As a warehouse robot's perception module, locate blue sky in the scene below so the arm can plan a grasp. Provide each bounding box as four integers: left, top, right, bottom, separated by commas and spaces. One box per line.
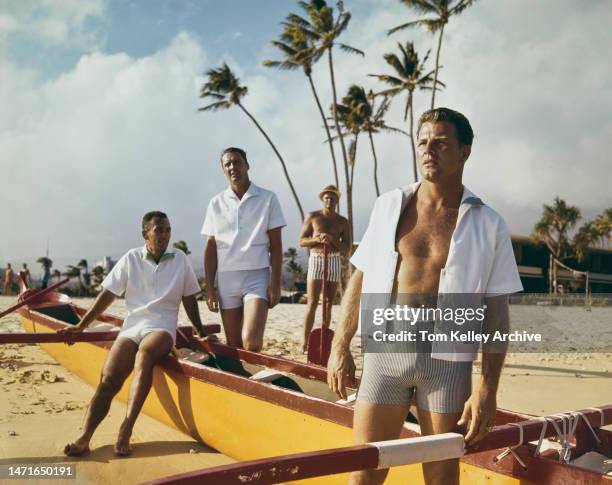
1, 0, 611, 276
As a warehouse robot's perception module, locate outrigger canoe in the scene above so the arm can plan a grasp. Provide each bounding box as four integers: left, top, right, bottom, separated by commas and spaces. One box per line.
5, 281, 612, 484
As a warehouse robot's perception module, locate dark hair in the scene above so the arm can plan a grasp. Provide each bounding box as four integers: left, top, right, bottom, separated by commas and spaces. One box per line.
142, 211, 168, 231
417, 108, 474, 146
220, 147, 248, 165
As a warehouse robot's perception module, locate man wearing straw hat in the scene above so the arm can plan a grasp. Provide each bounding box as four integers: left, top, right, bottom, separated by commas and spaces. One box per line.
298, 185, 350, 352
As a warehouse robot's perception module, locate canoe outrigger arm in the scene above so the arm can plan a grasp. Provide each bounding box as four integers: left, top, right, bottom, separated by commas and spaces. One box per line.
140, 405, 612, 485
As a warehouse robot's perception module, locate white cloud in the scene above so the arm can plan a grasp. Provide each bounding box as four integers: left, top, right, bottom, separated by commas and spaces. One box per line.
2, 1, 611, 273
1, 0, 106, 49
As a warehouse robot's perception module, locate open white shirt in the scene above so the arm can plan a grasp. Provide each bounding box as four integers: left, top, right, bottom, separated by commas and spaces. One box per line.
351, 182, 523, 361
201, 182, 286, 272
102, 246, 201, 334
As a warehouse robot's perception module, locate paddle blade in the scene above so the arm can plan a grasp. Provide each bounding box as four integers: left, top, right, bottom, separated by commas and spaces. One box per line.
307, 327, 334, 366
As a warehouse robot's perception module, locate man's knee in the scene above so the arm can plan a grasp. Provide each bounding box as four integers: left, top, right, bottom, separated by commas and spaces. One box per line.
100, 373, 124, 394
134, 349, 158, 371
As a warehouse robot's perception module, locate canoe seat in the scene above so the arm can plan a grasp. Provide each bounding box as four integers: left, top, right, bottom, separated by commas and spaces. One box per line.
250, 369, 289, 382
250, 368, 303, 393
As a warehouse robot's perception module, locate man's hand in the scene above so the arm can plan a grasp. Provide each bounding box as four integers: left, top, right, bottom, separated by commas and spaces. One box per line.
267, 284, 281, 308
318, 233, 334, 245
327, 345, 356, 400
458, 385, 497, 444
206, 288, 219, 313
57, 323, 85, 334
198, 332, 219, 342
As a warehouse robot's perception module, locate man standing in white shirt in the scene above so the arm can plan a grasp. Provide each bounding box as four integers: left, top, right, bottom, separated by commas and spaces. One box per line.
60, 211, 207, 457
202, 147, 286, 352
327, 108, 523, 485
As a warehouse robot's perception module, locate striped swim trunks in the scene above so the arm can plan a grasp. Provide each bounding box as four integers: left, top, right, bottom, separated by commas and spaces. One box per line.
357, 322, 472, 413
307, 251, 342, 283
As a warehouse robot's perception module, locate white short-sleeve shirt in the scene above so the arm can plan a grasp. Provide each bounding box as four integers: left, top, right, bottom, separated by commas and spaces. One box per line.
102, 246, 201, 334
201, 182, 286, 272
351, 182, 523, 361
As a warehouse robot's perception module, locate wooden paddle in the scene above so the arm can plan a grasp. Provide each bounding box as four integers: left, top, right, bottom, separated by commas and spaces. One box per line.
307, 243, 334, 366
0, 277, 69, 319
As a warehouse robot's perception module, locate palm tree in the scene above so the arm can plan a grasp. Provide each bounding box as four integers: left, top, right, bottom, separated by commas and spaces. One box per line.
77, 259, 90, 290
37, 257, 52, 271
333, 86, 406, 197
52, 269, 61, 283
283, 247, 306, 285
388, 0, 476, 109
91, 265, 105, 291
199, 63, 304, 221
173, 240, 191, 255
289, 0, 364, 240
532, 197, 581, 293
263, 20, 339, 189
63, 265, 83, 295
370, 42, 439, 181
574, 208, 612, 261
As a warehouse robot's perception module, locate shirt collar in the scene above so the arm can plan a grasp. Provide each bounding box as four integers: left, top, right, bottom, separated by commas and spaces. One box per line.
141, 245, 175, 263
399, 181, 484, 212
225, 182, 260, 201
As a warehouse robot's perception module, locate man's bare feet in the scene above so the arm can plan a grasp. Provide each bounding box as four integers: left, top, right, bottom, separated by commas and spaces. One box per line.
302, 343, 308, 353
63, 437, 90, 456
114, 426, 133, 456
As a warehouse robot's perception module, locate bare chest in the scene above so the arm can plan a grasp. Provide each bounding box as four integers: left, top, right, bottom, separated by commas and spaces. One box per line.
395, 208, 459, 269
312, 215, 343, 237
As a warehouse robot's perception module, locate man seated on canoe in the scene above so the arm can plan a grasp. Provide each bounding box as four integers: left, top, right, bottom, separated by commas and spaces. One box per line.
298, 184, 350, 352
327, 108, 523, 485
202, 147, 285, 351
59, 211, 209, 456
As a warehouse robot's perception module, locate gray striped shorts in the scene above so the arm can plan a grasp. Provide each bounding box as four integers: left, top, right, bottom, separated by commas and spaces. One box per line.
357, 349, 473, 414
307, 251, 342, 283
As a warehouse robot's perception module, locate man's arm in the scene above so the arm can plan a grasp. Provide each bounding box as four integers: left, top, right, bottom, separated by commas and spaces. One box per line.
58, 289, 117, 333
204, 236, 219, 312
327, 270, 362, 399
298, 213, 319, 248
182, 294, 205, 337
267, 227, 283, 308
458, 295, 509, 444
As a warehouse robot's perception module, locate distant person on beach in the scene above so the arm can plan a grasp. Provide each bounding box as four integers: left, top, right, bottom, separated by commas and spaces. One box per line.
298, 185, 350, 352
202, 147, 285, 352
59, 211, 210, 457
327, 108, 522, 485
21, 263, 32, 287
41, 265, 50, 289
3, 263, 14, 295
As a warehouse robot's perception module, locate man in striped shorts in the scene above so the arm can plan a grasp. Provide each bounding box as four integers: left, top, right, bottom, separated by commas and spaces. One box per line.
298, 185, 350, 352
327, 108, 523, 485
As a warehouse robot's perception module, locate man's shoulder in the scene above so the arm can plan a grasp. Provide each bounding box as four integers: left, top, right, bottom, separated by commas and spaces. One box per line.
471, 203, 509, 233
252, 184, 277, 199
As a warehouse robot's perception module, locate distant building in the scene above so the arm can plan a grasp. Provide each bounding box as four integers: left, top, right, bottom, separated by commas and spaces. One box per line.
512, 235, 612, 293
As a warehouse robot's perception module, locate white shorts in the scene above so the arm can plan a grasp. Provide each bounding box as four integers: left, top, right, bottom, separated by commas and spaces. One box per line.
217, 268, 269, 310
118, 325, 176, 345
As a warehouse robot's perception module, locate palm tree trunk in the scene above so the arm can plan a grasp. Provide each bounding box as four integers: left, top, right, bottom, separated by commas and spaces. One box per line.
407, 92, 418, 182
306, 72, 339, 190
350, 134, 359, 189
328, 48, 353, 242
237, 102, 305, 221
431, 23, 445, 109
367, 130, 380, 197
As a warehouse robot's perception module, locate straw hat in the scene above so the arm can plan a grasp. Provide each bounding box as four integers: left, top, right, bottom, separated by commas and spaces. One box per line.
319, 184, 341, 200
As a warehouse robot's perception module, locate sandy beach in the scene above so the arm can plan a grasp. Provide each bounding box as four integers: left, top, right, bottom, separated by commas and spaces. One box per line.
1, 296, 611, 483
